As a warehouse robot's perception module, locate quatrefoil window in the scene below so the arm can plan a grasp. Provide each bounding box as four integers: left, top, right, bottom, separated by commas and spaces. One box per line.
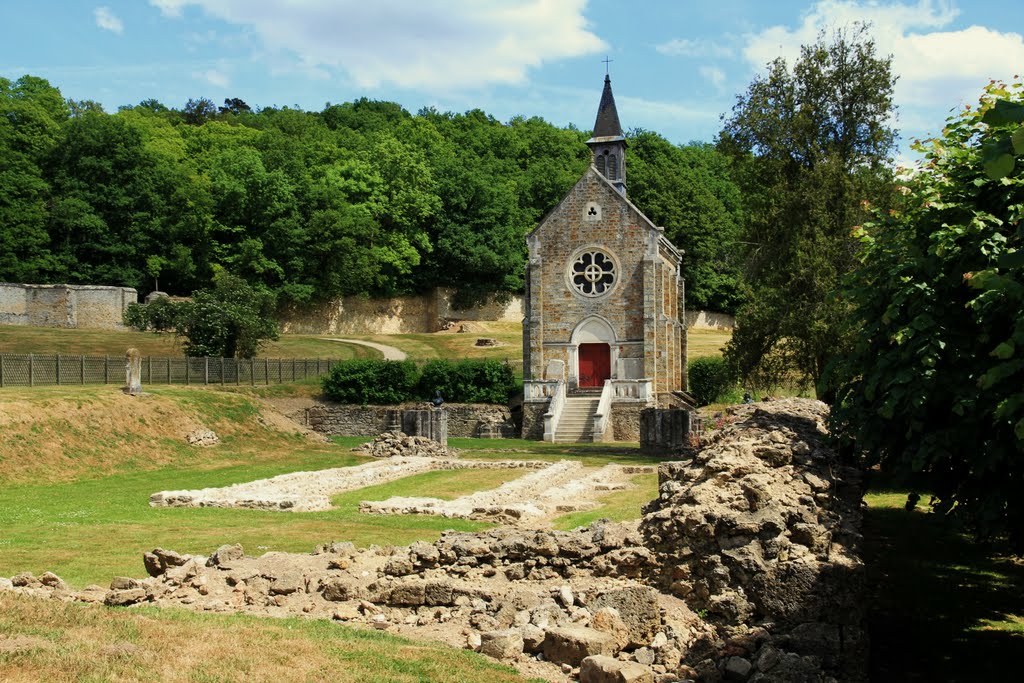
570, 250, 616, 297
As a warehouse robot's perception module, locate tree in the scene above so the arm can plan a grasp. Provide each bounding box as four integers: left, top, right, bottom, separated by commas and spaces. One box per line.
627, 131, 745, 313
718, 24, 897, 394
176, 273, 278, 358
830, 80, 1024, 547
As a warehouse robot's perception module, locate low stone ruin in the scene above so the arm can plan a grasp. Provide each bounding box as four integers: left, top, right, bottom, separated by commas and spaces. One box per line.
5, 398, 866, 683
352, 431, 456, 458
641, 398, 865, 682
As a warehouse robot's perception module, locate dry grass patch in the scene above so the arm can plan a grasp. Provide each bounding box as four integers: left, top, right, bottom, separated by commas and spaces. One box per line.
0, 595, 537, 683
552, 473, 659, 530
686, 328, 732, 359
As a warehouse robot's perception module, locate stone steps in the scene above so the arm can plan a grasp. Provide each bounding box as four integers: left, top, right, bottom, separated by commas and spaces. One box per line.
554, 397, 601, 443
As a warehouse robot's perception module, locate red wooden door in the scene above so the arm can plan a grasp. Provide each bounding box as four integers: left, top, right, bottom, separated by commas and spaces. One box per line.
578, 343, 611, 388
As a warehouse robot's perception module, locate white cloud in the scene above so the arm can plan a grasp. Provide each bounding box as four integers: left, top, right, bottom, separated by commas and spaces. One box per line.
94, 6, 124, 34
742, 1, 1024, 125
656, 38, 734, 59
149, 0, 605, 90
195, 68, 229, 87
699, 65, 727, 92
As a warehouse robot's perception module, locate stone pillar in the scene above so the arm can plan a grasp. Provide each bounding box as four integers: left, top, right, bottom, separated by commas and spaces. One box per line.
124, 347, 142, 396
401, 409, 448, 446
384, 409, 402, 434
640, 407, 693, 452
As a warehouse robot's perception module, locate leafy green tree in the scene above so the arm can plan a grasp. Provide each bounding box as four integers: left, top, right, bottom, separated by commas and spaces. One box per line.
830, 80, 1024, 547
176, 273, 279, 358
628, 131, 745, 313
0, 76, 67, 281
719, 24, 897, 395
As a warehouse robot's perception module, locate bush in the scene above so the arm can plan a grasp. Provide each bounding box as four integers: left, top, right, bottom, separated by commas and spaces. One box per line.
177, 275, 278, 358
688, 356, 735, 406
417, 359, 517, 404
321, 360, 419, 405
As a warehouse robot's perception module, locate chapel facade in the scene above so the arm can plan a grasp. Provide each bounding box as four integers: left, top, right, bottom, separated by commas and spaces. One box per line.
521, 75, 690, 442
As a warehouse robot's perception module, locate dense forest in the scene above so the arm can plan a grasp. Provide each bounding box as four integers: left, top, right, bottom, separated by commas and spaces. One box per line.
0, 75, 743, 312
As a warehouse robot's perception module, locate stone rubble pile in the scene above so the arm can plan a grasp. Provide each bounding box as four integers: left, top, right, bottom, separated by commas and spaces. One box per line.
3, 399, 866, 683
640, 398, 865, 682
352, 431, 457, 458
185, 428, 219, 447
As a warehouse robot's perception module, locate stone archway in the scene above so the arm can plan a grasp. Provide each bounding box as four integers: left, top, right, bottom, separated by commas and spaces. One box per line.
570, 316, 617, 389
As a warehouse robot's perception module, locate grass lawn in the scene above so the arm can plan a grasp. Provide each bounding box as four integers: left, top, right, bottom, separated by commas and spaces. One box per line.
863, 490, 1024, 681
0, 596, 541, 683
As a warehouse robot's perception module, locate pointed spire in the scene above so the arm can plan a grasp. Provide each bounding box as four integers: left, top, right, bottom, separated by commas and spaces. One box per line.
586, 74, 628, 195
592, 74, 623, 139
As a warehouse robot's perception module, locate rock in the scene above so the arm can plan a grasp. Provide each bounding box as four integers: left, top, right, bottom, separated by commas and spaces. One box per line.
109, 576, 140, 591
424, 580, 454, 606
207, 544, 244, 567
591, 607, 631, 650
389, 581, 426, 606
143, 548, 191, 577
634, 647, 656, 666
519, 624, 546, 653
543, 626, 619, 667
479, 629, 524, 660
270, 570, 304, 595
590, 587, 661, 648
723, 656, 752, 681
185, 428, 219, 446
580, 655, 654, 683
559, 585, 575, 607
467, 632, 483, 650
0, 577, 13, 591
104, 588, 148, 607
38, 572, 67, 590
321, 578, 353, 602
11, 572, 39, 588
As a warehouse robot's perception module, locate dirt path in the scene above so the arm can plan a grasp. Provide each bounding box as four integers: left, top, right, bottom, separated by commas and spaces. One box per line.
325, 338, 408, 360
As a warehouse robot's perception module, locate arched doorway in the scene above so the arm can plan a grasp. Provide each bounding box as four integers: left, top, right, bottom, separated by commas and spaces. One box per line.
570, 317, 616, 389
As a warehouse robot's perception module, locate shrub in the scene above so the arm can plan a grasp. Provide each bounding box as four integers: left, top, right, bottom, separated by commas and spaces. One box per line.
417, 359, 517, 404
688, 355, 735, 406
321, 360, 419, 405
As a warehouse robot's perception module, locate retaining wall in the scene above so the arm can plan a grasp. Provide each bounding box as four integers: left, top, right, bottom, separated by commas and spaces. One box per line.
299, 402, 516, 439
0, 283, 137, 330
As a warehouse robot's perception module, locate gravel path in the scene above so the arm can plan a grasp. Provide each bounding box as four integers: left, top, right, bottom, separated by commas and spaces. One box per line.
325, 338, 408, 360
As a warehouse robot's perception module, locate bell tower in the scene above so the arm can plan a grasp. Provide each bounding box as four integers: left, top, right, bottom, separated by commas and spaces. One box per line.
585, 74, 627, 195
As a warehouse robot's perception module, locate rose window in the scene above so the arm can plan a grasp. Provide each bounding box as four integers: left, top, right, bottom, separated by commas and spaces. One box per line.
570, 250, 616, 296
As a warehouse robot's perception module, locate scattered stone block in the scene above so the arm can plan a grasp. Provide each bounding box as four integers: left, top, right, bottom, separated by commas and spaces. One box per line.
590, 587, 661, 648
104, 588, 148, 607
580, 655, 654, 683
479, 629, 524, 660
543, 626, 619, 667
207, 544, 244, 568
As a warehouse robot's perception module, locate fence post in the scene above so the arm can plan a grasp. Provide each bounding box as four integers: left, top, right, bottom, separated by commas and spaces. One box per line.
29, 353, 34, 387
167, 357, 171, 384
236, 358, 240, 386
80, 355, 85, 385
265, 358, 269, 385
220, 358, 225, 386
0, 355, 4, 387
251, 358, 255, 386
104, 356, 109, 384
204, 357, 209, 385
55, 354, 61, 385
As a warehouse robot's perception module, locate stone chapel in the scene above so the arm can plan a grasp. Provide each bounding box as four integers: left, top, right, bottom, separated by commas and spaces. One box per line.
521, 75, 691, 442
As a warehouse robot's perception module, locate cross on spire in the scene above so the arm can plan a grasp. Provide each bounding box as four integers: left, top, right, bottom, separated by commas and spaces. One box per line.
602, 56, 613, 75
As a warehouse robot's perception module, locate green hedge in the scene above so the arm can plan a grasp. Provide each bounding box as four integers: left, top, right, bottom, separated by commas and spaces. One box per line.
321, 360, 419, 405
417, 359, 517, 404
688, 355, 735, 407
321, 359, 516, 405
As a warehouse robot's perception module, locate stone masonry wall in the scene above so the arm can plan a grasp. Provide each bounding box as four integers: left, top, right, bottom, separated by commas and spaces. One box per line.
279, 288, 522, 335
610, 402, 643, 442
0, 283, 137, 329
301, 402, 514, 438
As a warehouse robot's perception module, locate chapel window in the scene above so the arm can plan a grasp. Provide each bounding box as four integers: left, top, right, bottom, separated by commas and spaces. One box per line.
608, 154, 618, 180
570, 249, 616, 297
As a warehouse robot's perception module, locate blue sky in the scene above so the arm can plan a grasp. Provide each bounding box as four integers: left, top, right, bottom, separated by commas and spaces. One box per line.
3, 1, 1022, 161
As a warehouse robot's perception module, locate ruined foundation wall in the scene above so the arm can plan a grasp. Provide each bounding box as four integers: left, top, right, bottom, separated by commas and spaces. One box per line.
301, 402, 514, 439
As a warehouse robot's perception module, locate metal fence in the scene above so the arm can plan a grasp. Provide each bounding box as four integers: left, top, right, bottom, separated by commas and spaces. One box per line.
0, 353, 339, 388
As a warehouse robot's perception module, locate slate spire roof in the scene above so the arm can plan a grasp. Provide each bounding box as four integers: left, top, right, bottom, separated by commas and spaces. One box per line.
590, 74, 624, 141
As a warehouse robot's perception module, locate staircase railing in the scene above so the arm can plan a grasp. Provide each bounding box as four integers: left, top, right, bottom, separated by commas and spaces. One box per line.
591, 379, 614, 442
542, 379, 567, 442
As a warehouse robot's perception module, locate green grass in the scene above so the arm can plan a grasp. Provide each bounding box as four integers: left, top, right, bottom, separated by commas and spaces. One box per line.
552, 473, 659, 530
0, 596, 542, 683
0, 448, 499, 587
863, 490, 1024, 681
449, 438, 664, 467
